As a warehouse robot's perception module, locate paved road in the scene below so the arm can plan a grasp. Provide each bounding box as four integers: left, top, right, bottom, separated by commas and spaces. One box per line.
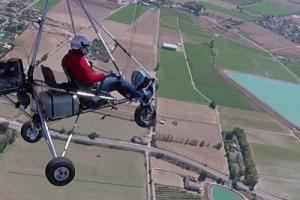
0, 118, 283, 200
51, 133, 285, 200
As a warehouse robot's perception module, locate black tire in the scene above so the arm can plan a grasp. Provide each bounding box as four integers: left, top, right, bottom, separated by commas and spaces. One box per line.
20, 121, 42, 143
45, 157, 75, 186
134, 105, 156, 128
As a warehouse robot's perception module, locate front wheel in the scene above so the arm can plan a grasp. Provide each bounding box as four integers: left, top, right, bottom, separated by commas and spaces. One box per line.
45, 157, 75, 186
21, 121, 42, 143
134, 105, 156, 128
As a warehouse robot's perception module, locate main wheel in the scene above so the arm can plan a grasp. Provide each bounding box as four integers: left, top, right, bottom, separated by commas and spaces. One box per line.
45, 157, 75, 186
21, 121, 42, 143
134, 104, 156, 128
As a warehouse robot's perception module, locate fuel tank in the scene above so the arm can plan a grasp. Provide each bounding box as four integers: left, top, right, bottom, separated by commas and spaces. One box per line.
39, 92, 80, 120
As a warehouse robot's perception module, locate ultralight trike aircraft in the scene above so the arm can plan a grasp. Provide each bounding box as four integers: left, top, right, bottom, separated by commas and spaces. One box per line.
0, 0, 157, 186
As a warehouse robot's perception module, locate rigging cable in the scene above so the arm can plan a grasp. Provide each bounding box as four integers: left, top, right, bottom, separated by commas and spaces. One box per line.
123, 1, 142, 79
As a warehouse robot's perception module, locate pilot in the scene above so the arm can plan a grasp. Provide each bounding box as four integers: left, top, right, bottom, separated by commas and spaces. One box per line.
62, 35, 152, 103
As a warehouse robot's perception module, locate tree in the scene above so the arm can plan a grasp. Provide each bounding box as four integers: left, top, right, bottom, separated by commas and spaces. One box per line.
209, 101, 216, 109
59, 128, 65, 134
0, 122, 9, 134
88, 132, 99, 140
151, 135, 157, 147
216, 178, 222, 184
198, 171, 208, 181
232, 180, 237, 189
215, 142, 223, 150
155, 153, 164, 159
199, 140, 205, 147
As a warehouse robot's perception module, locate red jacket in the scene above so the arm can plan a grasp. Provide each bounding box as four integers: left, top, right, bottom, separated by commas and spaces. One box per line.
62, 50, 105, 86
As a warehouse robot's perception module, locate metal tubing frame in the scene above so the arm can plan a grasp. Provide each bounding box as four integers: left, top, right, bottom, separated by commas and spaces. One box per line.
33, 90, 58, 158
77, 0, 123, 77
27, 0, 58, 158
84, 9, 155, 79
62, 114, 80, 157
2, 95, 33, 120
66, 0, 76, 36
28, 0, 49, 82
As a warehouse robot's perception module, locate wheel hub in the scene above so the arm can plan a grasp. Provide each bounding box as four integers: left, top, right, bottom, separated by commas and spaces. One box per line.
54, 167, 70, 181
141, 107, 154, 122
26, 127, 39, 140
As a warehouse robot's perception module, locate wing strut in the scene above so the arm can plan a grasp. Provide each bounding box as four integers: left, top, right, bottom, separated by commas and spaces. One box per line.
66, 0, 76, 36
77, 0, 123, 77
73, 0, 155, 79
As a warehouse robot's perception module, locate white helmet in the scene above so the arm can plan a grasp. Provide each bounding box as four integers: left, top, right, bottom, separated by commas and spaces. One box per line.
71, 35, 90, 55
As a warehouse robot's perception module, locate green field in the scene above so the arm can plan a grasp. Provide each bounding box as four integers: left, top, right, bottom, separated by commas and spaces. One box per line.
245, 2, 298, 16
34, 0, 61, 10
157, 49, 206, 103
159, 7, 259, 110
160, 7, 181, 30
221, 114, 289, 133
0, 139, 146, 200
184, 42, 258, 110
246, 132, 300, 200
219, 106, 290, 133
106, 4, 149, 24
285, 60, 300, 79
197, 1, 255, 21
215, 37, 298, 83
161, 7, 211, 44
13, 39, 24, 47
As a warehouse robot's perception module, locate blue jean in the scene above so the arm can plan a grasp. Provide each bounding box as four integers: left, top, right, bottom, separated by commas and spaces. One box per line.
97, 77, 143, 99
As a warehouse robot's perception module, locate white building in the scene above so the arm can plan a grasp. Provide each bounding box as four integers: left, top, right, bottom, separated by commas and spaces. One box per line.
162, 42, 177, 51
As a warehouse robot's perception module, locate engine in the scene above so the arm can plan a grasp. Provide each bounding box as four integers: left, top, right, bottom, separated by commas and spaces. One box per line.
0, 58, 25, 95
39, 91, 80, 120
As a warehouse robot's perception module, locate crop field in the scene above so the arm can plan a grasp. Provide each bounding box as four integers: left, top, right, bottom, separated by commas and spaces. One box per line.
156, 112, 228, 173
219, 106, 290, 133
106, 4, 149, 24
49, 110, 147, 141
159, 7, 259, 110
155, 184, 202, 200
160, 7, 180, 30
246, 131, 300, 200
157, 49, 206, 103
197, 1, 255, 21
245, 2, 298, 16
34, 0, 61, 10
201, 0, 236, 9
0, 139, 146, 200
285, 61, 300, 79
215, 37, 298, 83
184, 42, 259, 110
161, 7, 211, 44
157, 98, 217, 124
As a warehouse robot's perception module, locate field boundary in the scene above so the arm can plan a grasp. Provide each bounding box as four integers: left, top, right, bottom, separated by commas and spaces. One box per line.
176, 17, 211, 103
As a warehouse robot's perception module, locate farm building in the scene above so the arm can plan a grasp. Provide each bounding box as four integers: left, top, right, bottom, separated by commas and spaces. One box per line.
184, 176, 201, 193
162, 42, 177, 51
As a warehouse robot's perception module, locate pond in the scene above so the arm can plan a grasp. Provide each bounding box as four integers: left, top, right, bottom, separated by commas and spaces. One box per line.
225, 70, 300, 128
211, 185, 243, 200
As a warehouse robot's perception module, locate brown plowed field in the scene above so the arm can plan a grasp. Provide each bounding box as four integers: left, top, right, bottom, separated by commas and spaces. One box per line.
239, 22, 296, 50
157, 98, 216, 124
47, 0, 116, 28
156, 98, 227, 174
